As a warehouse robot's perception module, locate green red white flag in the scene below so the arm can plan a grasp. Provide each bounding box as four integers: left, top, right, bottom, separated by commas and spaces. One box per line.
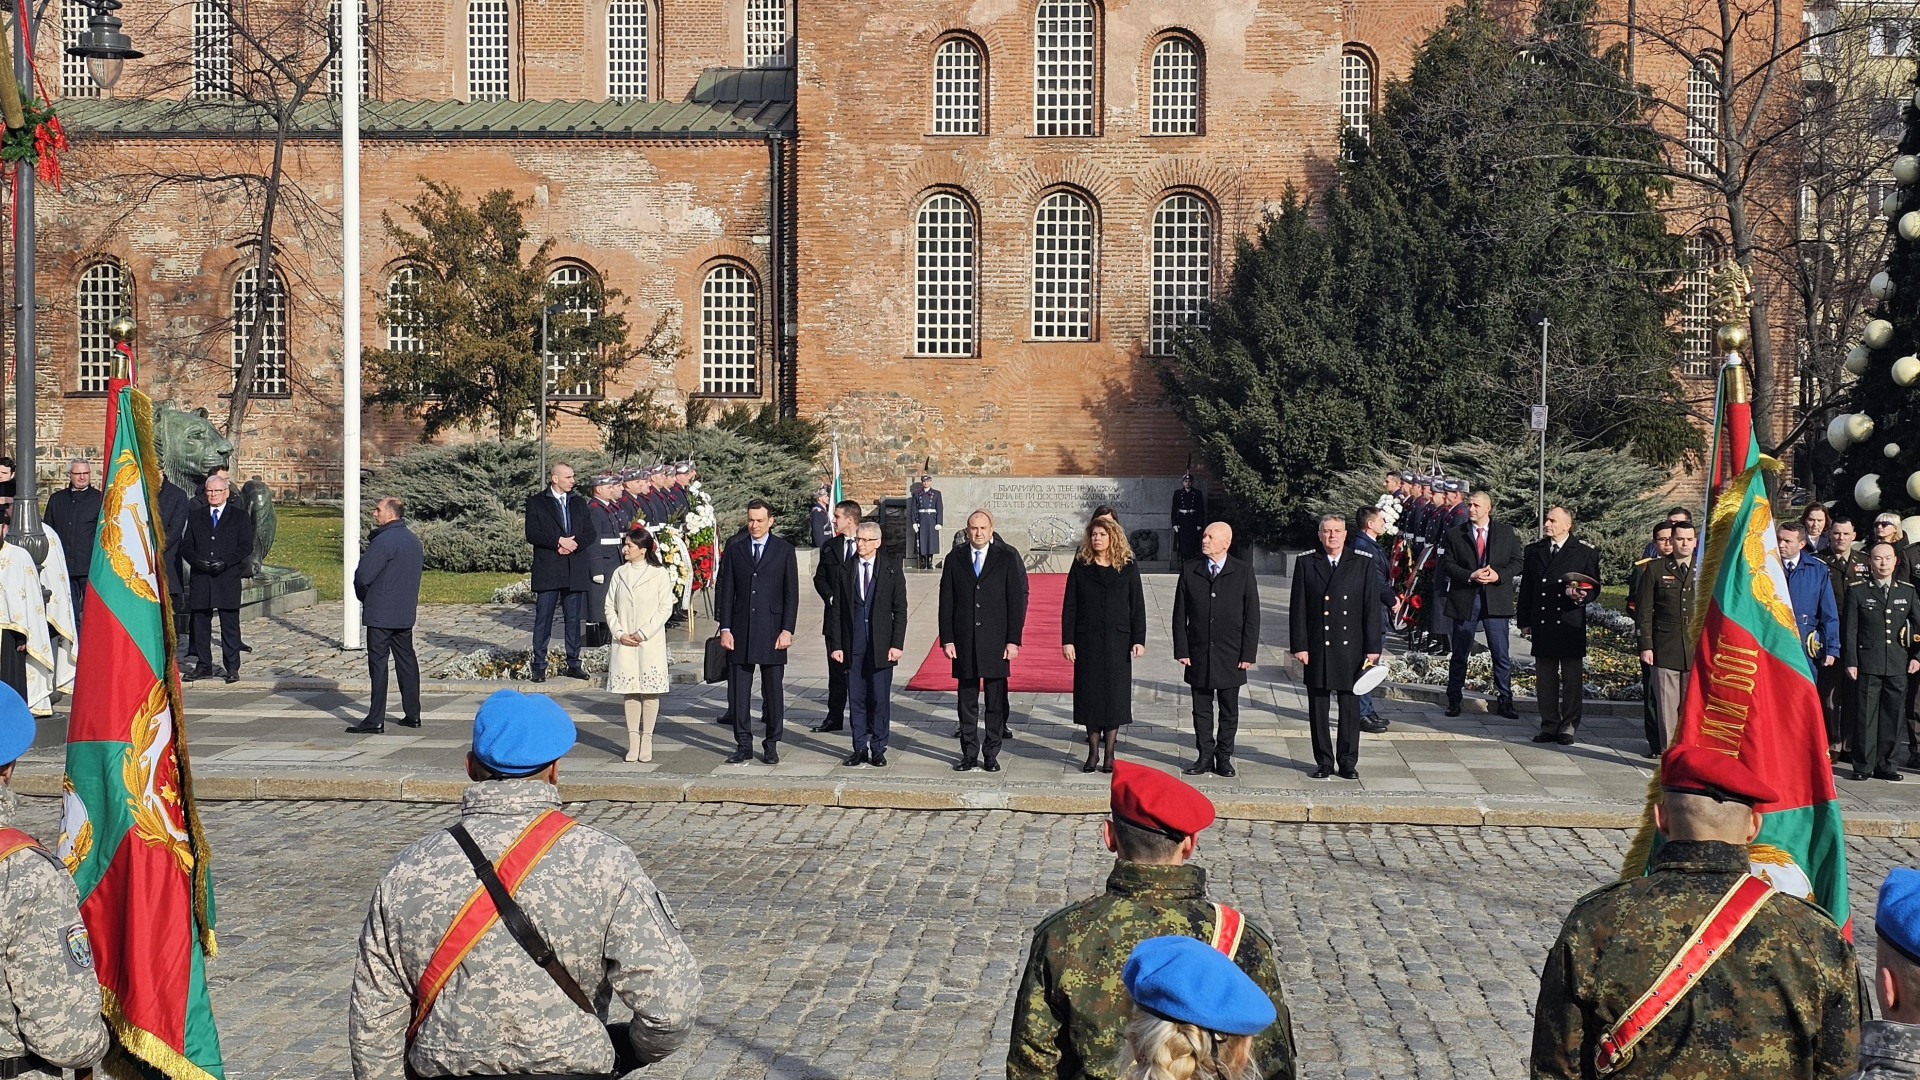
57, 383, 225, 1078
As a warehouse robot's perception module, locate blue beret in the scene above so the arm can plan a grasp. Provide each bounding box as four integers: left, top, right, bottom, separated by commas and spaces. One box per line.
0, 682, 31, 765
1879, 868, 1920, 963
471, 688, 576, 775
1122, 935, 1276, 1037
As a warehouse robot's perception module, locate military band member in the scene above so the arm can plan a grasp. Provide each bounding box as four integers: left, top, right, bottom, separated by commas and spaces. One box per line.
1530, 744, 1859, 1079
1635, 521, 1697, 751
1170, 473, 1206, 566
349, 689, 703, 1080
912, 475, 944, 571
1517, 507, 1601, 744
1823, 516, 1866, 762
584, 474, 628, 641
1289, 513, 1382, 780
1845, 540, 1920, 782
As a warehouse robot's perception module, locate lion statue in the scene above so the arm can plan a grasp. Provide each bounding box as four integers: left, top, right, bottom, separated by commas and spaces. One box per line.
152, 404, 277, 576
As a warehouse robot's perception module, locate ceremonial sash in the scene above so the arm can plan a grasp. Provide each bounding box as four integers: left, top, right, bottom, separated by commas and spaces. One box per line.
408, 809, 578, 1039
0, 826, 44, 862
1593, 875, 1775, 1076
1209, 902, 1245, 959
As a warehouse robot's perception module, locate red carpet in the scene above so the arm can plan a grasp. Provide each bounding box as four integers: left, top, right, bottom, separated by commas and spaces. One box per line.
905, 573, 1073, 692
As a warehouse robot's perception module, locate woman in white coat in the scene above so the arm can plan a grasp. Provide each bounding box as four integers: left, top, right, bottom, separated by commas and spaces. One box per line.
605, 526, 676, 761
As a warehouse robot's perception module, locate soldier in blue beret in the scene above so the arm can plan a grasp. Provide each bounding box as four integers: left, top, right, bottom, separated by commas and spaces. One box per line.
1850, 868, 1920, 1079
1117, 935, 1276, 1080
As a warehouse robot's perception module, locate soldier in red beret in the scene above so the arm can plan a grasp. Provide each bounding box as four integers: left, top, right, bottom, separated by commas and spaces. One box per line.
1007, 761, 1296, 1080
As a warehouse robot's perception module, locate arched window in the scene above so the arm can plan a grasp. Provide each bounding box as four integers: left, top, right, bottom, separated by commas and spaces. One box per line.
1149, 36, 1199, 135
1150, 194, 1212, 356
1681, 234, 1716, 376
1034, 0, 1095, 137
1032, 191, 1094, 339
745, 0, 787, 68
386, 265, 424, 355
467, 0, 511, 101
545, 264, 601, 397
232, 266, 288, 396
607, 0, 649, 101
914, 193, 976, 356
328, 0, 371, 99
192, 0, 232, 99
701, 265, 759, 394
932, 37, 983, 134
61, 0, 97, 98
1687, 57, 1719, 176
1341, 49, 1372, 147
76, 261, 124, 393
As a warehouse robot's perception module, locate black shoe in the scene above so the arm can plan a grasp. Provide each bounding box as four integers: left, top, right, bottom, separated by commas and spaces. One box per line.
1213, 758, 1236, 778
1853, 770, 1872, 781
1309, 766, 1334, 780
982, 758, 1000, 772
565, 666, 589, 680
182, 667, 205, 682
396, 717, 422, 729
871, 752, 888, 768
716, 713, 734, 725
1360, 717, 1389, 734
1082, 756, 1098, 774
841, 750, 870, 767
812, 721, 846, 733
1099, 761, 1114, 774
1877, 768, 1904, 782
1444, 702, 1462, 717
1337, 767, 1360, 780
530, 670, 548, 683
224, 671, 240, 684
1906, 754, 1920, 769
1182, 758, 1211, 775
1497, 703, 1520, 720
1531, 731, 1557, 743
238, 642, 252, 653
951, 727, 961, 739
762, 748, 780, 765
724, 749, 753, 764
1556, 733, 1576, 746
344, 720, 384, 734
953, 759, 977, 772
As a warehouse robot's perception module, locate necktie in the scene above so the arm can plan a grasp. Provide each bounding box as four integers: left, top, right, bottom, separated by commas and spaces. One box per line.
558, 493, 569, 532
1475, 527, 1487, 562
974, 548, 984, 577
1551, 543, 1559, 558
211, 508, 221, 529
861, 561, 871, 601
845, 537, 854, 562
1209, 561, 1219, 579
754, 540, 764, 562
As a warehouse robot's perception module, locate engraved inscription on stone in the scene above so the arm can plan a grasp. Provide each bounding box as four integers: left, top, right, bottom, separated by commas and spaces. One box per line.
926, 476, 1185, 551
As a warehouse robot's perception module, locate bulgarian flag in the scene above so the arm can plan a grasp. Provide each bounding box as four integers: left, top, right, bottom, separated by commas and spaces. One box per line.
1622, 359, 1849, 934
57, 384, 225, 1078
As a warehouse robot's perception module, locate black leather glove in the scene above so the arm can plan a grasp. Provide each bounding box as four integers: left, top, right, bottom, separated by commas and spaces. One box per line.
202, 559, 227, 576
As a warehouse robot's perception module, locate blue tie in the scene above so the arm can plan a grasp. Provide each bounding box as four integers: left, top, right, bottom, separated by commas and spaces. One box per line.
211, 508, 221, 529
973, 548, 984, 577
558, 495, 569, 532
754, 540, 764, 562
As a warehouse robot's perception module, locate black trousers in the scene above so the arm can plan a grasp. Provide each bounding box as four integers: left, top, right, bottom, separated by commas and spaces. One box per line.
957, 676, 1008, 763
824, 644, 848, 726
1536, 655, 1584, 736
0, 628, 25, 703
366, 626, 421, 725
69, 577, 85, 632
1306, 688, 1359, 772
1859, 672, 1907, 776
1820, 661, 1854, 748
190, 608, 240, 675
1190, 687, 1240, 763
728, 662, 785, 750
1639, 662, 1663, 755
531, 589, 583, 672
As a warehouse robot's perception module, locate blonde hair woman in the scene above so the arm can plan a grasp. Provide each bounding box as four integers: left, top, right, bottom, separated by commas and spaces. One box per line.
1062, 515, 1146, 772
605, 527, 676, 761
1116, 936, 1276, 1080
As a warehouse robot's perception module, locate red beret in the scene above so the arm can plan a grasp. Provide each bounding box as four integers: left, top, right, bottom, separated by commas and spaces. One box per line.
1111, 761, 1216, 838
1661, 744, 1777, 806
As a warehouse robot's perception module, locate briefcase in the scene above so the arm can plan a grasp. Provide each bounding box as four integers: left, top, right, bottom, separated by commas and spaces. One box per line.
703, 634, 730, 684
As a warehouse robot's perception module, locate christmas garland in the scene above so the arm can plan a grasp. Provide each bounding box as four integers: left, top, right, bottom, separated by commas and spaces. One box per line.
0, 99, 68, 190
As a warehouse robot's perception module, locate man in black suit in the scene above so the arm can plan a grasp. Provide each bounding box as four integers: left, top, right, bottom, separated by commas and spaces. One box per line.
1441, 491, 1525, 719
1517, 506, 1603, 744
44, 458, 102, 630
180, 474, 254, 683
1290, 513, 1382, 779
715, 499, 800, 764
523, 462, 594, 682
811, 499, 862, 735
157, 476, 191, 638
826, 523, 908, 768
1172, 521, 1259, 778
937, 509, 1029, 772
347, 497, 425, 734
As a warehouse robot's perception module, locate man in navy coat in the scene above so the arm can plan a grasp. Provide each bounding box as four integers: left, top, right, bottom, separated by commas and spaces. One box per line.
347, 497, 424, 734
1779, 520, 1840, 680
715, 499, 800, 764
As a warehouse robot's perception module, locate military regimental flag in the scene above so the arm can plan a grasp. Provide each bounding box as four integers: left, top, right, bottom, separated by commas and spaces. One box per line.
57, 384, 225, 1078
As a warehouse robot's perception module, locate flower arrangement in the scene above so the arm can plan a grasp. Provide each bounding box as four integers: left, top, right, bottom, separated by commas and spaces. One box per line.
677, 481, 718, 594
654, 524, 694, 610
1375, 493, 1404, 536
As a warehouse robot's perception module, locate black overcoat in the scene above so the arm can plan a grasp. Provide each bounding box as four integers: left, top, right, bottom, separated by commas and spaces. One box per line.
824, 552, 909, 667
1171, 554, 1260, 690
157, 478, 190, 604
1442, 520, 1525, 621
1516, 537, 1603, 659
938, 539, 1028, 679
813, 531, 856, 636
524, 489, 594, 594
180, 501, 255, 611
1061, 559, 1147, 730
1288, 547, 1382, 693
713, 532, 799, 666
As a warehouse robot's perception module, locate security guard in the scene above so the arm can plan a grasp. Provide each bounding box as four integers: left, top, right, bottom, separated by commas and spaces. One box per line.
348, 689, 703, 1080
0, 682, 110, 1077
1008, 761, 1296, 1080
1531, 745, 1859, 1079
1845, 539, 1920, 782
1169, 473, 1206, 567
911, 474, 943, 571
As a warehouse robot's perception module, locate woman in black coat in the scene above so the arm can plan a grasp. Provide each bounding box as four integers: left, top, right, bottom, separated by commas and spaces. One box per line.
1062, 516, 1147, 773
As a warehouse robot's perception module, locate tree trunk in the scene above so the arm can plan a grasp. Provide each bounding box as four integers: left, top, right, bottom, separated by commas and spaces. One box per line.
226, 106, 295, 458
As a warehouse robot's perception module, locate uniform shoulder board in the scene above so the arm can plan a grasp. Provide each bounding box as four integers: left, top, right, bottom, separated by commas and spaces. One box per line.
1352, 548, 1374, 559
1633, 557, 1655, 566
1573, 538, 1593, 548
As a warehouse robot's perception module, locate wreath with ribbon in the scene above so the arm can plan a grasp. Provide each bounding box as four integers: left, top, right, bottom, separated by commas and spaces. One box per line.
0, 98, 68, 189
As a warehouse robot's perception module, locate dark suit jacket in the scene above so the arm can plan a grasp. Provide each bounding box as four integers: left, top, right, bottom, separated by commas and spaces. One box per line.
158, 479, 190, 603
1516, 537, 1603, 659
354, 519, 423, 629
44, 485, 102, 580
524, 488, 595, 593
1171, 554, 1260, 690
814, 532, 858, 636
938, 538, 1029, 680
1288, 546, 1381, 692
714, 532, 800, 666
181, 501, 255, 611
824, 552, 909, 668
1441, 520, 1524, 621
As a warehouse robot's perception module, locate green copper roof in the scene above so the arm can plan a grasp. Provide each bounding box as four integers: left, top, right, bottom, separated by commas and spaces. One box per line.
55, 95, 793, 139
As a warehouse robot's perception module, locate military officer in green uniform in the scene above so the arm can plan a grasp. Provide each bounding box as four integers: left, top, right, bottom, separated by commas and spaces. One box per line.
1007, 761, 1296, 1080
1845, 539, 1920, 782
1626, 523, 1674, 757
1634, 521, 1696, 753
1822, 516, 1865, 762
1531, 744, 1859, 1079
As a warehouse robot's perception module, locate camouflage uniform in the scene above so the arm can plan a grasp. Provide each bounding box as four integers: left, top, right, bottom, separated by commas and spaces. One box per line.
1007, 860, 1296, 1080
1531, 839, 1859, 1080
0, 787, 111, 1073
1846, 1020, 1920, 1079
348, 779, 703, 1080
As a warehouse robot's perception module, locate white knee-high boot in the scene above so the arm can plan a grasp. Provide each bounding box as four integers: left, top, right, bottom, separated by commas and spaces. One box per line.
623, 696, 643, 762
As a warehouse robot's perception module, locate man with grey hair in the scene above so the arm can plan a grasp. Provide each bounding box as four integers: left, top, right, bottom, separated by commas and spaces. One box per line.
825, 521, 908, 767
938, 509, 1027, 771
43, 458, 101, 628
181, 473, 254, 681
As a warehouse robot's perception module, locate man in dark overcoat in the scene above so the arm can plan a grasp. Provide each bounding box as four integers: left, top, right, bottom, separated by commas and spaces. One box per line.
1171, 521, 1258, 778
825, 522, 909, 767
1442, 490, 1525, 719
1517, 506, 1602, 745
912, 475, 944, 570
523, 461, 595, 682
937, 509, 1028, 771
1289, 513, 1381, 780
714, 500, 800, 764
158, 475, 191, 637
347, 496, 424, 734
811, 500, 861, 735
180, 474, 254, 682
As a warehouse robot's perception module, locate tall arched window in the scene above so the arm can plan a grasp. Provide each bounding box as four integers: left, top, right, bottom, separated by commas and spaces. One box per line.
328, 0, 370, 99
61, 0, 97, 98
386, 265, 424, 355
1149, 36, 1199, 135
701, 265, 759, 394
1150, 194, 1212, 356
1032, 191, 1094, 339
607, 0, 648, 101
745, 0, 787, 68
932, 37, 983, 134
1341, 49, 1372, 147
76, 261, 124, 393
232, 266, 288, 396
1681, 234, 1715, 376
1687, 57, 1719, 176
192, 0, 232, 98
914, 193, 976, 356
545, 264, 601, 397
1034, 0, 1095, 137
467, 0, 511, 101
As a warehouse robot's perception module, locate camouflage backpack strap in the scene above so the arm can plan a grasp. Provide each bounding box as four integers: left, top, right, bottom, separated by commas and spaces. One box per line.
1209, 902, 1245, 960
1593, 875, 1775, 1076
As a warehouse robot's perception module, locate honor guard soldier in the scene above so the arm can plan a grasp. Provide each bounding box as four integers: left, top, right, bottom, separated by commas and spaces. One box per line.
1844, 539, 1920, 782
1531, 744, 1859, 1080
912, 474, 944, 571
1008, 761, 1296, 1080
666, 462, 692, 515
809, 487, 834, 549
584, 474, 628, 640
349, 689, 703, 1080
0, 684, 110, 1079
1170, 473, 1207, 568
616, 467, 647, 526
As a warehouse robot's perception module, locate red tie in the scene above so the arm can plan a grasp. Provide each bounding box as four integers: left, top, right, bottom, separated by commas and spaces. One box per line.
1475, 527, 1487, 562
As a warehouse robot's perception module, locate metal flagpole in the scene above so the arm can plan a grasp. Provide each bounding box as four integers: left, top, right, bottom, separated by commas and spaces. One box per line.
341, 0, 363, 651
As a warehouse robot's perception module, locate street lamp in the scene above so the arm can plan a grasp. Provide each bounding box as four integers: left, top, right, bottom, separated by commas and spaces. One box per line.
66, 0, 141, 90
